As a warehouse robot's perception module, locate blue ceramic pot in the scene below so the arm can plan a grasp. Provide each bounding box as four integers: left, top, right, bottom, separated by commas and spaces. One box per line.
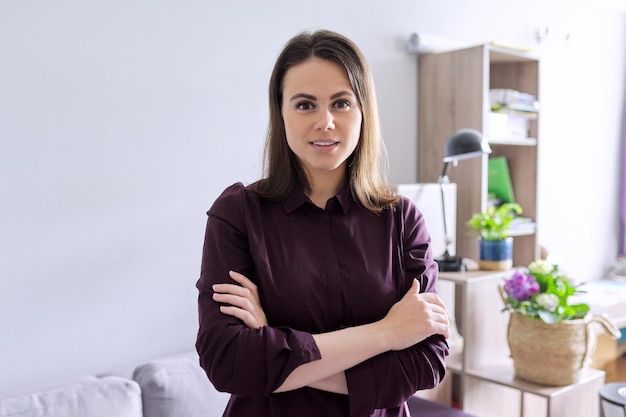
478, 237, 513, 270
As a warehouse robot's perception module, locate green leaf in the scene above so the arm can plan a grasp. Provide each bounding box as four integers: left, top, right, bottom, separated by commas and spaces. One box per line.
466, 203, 523, 240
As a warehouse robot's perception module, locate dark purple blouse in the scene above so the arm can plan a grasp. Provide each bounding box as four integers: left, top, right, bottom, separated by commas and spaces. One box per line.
196, 182, 448, 417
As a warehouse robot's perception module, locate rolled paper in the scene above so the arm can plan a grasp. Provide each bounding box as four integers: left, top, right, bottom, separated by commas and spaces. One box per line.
405, 32, 466, 53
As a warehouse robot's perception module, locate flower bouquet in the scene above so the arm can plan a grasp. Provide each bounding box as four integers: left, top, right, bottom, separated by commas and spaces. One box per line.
501, 259, 589, 323
501, 260, 620, 386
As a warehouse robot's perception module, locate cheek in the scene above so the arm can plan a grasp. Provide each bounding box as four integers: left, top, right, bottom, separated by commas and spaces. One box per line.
283, 111, 311, 143
282, 116, 302, 153
348, 113, 363, 139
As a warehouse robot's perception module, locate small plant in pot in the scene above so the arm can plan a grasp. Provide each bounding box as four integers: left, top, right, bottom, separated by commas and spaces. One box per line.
466, 203, 522, 270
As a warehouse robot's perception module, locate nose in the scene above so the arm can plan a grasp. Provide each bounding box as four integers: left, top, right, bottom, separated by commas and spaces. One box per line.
314, 109, 335, 131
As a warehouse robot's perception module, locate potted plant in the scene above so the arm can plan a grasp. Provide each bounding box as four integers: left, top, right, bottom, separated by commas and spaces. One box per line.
500, 260, 619, 386
466, 202, 522, 270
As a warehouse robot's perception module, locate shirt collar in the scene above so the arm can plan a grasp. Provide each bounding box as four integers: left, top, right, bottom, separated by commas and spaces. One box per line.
334, 184, 353, 214
283, 184, 353, 215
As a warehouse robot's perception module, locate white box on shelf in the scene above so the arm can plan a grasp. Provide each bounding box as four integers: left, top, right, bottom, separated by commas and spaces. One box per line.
487, 111, 529, 140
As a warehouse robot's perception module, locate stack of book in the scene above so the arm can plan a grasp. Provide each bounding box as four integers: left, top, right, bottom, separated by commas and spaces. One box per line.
489, 88, 539, 115
487, 89, 539, 142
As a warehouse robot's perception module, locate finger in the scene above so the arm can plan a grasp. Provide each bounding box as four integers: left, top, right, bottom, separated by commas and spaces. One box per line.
420, 292, 448, 311
418, 312, 450, 341
212, 283, 249, 297
436, 322, 451, 339
219, 305, 259, 329
433, 310, 450, 325
402, 279, 420, 301
229, 270, 255, 288
213, 292, 255, 311
425, 299, 448, 315
229, 271, 260, 295
229, 270, 247, 283
430, 311, 451, 339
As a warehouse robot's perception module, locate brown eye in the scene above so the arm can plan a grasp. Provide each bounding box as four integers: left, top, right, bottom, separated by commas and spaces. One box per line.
333, 99, 351, 109
296, 101, 315, 110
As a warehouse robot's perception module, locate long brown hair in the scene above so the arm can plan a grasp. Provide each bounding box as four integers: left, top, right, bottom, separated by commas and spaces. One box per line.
255, 29, 398, 213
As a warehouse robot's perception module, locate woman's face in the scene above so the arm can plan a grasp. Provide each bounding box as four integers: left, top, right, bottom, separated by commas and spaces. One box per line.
281, 57, 362, 181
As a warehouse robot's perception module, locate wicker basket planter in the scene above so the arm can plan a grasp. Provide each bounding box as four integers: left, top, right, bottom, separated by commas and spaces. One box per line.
507, 312, 619, 386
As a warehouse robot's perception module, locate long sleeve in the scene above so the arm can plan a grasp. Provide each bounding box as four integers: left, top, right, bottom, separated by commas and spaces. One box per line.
343, 197, 448, 415
195, 184, 322, 397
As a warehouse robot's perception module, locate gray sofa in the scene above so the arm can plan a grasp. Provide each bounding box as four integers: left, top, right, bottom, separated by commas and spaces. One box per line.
0, 351, 474, 417
0, 375, 144, 417
0, 351, 229, 417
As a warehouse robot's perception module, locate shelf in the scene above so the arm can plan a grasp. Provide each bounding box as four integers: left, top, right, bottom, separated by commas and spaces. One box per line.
508, 227, 537, 237
488, 44, 540, 62
508, 230, 536, 238
465, 363, 605, 399
417, 42, 539, 267
490, 109, 539, 120
488, 137, 537, 146
438, 269, 512, 283
463, 363, 605, 417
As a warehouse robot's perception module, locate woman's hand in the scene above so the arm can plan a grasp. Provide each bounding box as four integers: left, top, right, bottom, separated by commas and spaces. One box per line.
378, 279, 450, 351
212, 270, 268, 329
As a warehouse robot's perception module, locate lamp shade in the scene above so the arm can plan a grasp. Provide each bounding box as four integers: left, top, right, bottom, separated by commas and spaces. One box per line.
443, 128, 491, 162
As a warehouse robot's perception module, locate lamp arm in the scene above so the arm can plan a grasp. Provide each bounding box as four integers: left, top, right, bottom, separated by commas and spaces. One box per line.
440, 161, 451, 180
439, 174, 453, 258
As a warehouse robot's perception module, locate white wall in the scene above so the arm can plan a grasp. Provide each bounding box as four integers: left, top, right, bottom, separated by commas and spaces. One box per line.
1, 0, 624, 398
536, 7, 626, 282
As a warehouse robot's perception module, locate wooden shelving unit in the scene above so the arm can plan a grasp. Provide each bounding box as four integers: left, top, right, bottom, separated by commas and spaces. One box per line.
415, 44, 605, 417
417, 44, 540, 267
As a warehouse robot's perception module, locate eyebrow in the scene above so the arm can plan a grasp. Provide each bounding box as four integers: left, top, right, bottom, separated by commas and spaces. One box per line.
287, 90, 356, 102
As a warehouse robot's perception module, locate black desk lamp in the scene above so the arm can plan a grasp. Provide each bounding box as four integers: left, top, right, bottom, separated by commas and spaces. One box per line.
436, 129, 492, 271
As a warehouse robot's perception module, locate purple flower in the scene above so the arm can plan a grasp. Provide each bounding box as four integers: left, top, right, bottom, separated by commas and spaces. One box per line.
504, 270, 539, 301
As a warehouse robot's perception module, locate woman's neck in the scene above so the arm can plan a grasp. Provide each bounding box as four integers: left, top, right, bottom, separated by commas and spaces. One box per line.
306, 168, 347, 209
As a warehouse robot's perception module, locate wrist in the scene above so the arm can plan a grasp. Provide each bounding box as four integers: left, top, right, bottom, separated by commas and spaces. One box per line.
367, 320, 392, 353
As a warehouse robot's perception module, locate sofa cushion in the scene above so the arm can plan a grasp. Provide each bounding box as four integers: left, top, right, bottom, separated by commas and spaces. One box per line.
132, 351, 230, 417
0, 376, 142, 417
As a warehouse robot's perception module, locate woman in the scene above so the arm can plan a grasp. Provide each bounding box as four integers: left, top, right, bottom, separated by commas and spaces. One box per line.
196, 29, 449, 417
